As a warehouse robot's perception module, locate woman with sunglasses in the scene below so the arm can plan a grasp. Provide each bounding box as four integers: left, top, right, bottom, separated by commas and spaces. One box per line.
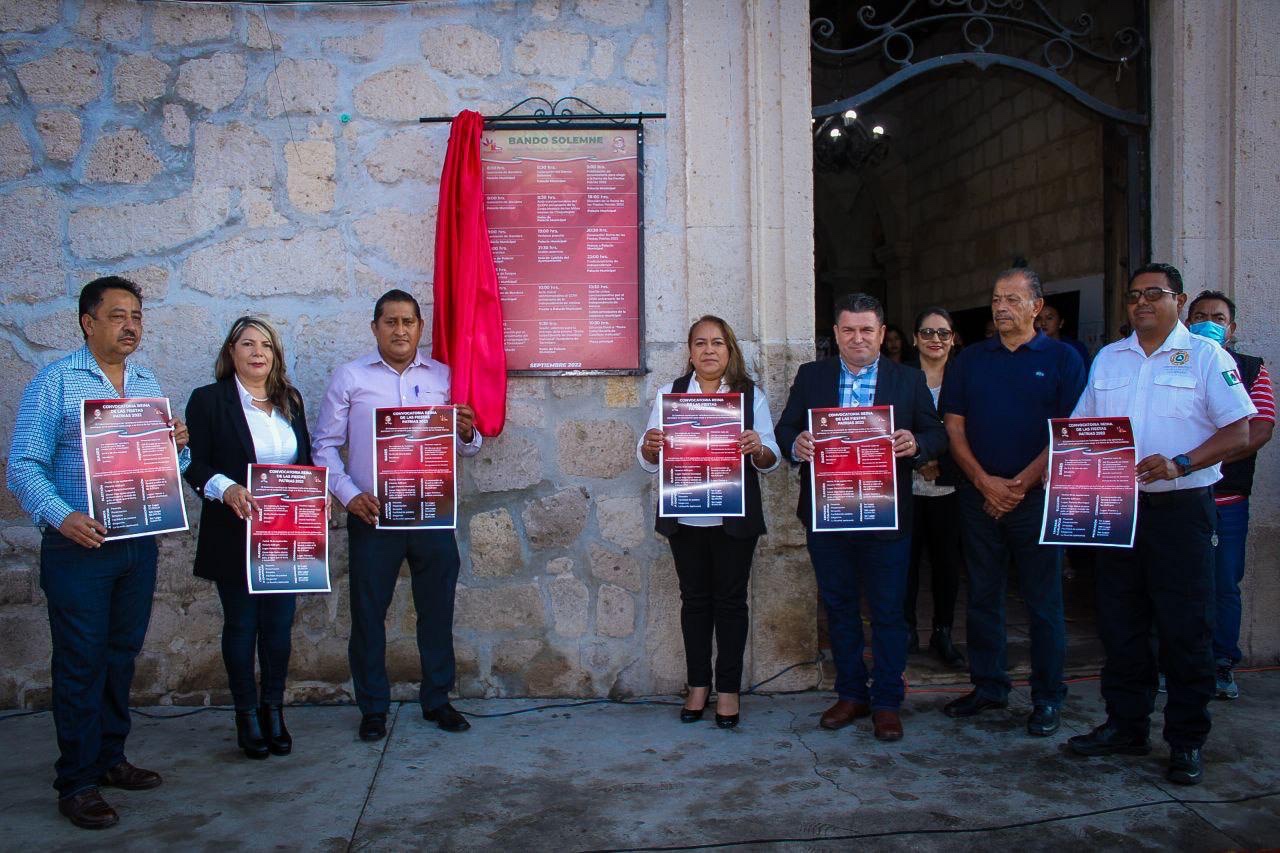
184, 317, 314, 759
905, 308, 966, 667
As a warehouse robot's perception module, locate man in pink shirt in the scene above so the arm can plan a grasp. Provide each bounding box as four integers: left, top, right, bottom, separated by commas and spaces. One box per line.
312, 290, 482, 741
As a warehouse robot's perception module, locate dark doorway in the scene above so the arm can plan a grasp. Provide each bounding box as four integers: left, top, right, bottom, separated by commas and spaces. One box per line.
809, 0, 1150, 684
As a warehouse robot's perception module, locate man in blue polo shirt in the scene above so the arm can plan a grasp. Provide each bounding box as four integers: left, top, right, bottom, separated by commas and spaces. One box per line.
938, 267, 1086, 736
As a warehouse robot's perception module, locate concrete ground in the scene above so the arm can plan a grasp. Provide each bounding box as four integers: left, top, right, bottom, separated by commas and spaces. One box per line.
3, 672, 1279, 851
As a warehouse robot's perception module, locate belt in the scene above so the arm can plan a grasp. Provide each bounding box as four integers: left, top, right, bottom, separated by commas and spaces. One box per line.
1138, 486, 1211, 507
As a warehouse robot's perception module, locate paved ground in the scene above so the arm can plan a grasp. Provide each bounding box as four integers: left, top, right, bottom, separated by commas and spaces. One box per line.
3, 671, 1278, 851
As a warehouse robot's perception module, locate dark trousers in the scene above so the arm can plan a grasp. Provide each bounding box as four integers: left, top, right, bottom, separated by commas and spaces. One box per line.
806, 531, 910, 710
40, 530, 157, 798
905, 492, 961, 631
666, 525, 758, 693
214, 580, 297, 711
1097, 489, 1216, 749
957, 485, 1065, 705
347, 516, 460, 714
1211, 498, 1249, 666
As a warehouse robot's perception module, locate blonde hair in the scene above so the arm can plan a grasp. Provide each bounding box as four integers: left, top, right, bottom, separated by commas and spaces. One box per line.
686, 315, 752, 393
214, 316, 298, 420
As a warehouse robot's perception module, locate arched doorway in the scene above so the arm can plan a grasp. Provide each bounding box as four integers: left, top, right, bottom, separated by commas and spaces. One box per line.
808, 0, 1150, 681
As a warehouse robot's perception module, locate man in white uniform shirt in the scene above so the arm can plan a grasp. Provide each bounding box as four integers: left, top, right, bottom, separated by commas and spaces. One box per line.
1066, 264, 1254, 786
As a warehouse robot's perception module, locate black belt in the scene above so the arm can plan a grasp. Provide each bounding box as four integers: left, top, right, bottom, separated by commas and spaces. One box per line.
1138, 486, 1211, 507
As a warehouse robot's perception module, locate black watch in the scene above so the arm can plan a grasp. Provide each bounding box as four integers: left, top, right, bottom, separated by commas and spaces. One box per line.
1172, 454, 1192, 476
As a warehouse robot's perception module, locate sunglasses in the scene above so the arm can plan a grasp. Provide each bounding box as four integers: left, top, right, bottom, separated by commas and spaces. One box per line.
916, 328, 954, 341
1125, 287, 1179, 304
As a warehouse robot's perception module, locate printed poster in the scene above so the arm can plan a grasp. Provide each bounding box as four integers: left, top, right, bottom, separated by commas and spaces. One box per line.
808, 406, 898, 532
1040, 417, 1138, 548
659, 393, 744, 517
246, 464, 330, 594
80, 397, 188, 540
373, 406, 457, 530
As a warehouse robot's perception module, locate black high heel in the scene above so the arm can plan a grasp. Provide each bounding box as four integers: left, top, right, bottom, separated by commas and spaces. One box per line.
236, 710, 270, 759
259, 703, 292, 756
680, 706, 705, 723
715, 694, 740, 729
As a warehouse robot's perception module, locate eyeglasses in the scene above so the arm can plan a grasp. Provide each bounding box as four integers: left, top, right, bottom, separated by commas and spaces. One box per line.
1125, 287, 1179, 304
916, 328, 954, 341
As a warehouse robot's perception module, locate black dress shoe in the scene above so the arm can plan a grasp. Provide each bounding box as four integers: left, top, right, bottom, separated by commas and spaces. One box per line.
259, 704, 292, 756
359, 712, 387, 742
715, 712, 739, 729
58, 788, 119, 830
942, 690, 1007, 718
929, 626, 966, 667
423, 702, 471, 732
1168, 748, 1203, 785
680, 706, 705, 723
1026, 704, 1060, 737
98, 760, 162, 790
236, 710, 270, 759
1067, 722, 1151, 757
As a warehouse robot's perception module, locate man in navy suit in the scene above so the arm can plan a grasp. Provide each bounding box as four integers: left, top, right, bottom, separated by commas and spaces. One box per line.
776, 293, 947, 740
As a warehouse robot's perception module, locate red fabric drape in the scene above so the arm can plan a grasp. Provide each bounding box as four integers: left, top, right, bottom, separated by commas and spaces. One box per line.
432, 110, 506, 436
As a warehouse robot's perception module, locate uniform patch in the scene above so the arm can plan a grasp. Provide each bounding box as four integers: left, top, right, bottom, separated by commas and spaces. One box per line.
1169, 350, 1190, 366
1222, 368, 1242, 386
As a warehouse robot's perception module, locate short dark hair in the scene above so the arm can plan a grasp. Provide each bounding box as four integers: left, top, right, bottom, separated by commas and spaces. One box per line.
833, 292, 885, 326
995, 267, 1043, 300
1130, 262, 1184, 294
373, 289, 422, 323
1187, 289, 1235, 322
78, 276, 143, 339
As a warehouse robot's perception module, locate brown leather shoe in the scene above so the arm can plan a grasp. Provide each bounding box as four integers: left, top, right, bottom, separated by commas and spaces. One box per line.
58, 789, 119, 829
873, 709, 904, 741
98, 761, 162, 790
819, 699, 871, 730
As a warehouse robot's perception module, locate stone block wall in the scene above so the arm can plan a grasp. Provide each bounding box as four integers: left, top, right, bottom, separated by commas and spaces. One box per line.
0, 0, 791, 709
887, 72, 1108, 318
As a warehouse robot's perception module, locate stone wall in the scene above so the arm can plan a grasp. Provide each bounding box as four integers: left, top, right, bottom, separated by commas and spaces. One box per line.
0, 0, 815, 710
884, 72, 1108, 322
1150, 0, 1280, 664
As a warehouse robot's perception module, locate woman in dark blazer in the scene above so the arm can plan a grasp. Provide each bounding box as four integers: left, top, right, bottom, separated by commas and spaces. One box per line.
636, 315, 781, 728
184, 316, 312, 760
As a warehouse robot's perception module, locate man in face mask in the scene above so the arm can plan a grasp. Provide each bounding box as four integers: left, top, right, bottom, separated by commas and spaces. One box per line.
1186, 291, 1275, 700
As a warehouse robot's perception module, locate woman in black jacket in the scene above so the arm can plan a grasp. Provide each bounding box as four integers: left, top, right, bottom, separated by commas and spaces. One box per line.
184, 317, 313, 759
904, 307, 966, 667
636, 315, 781, 728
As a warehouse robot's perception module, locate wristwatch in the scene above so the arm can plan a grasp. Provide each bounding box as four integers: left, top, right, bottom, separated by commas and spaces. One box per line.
1172, 454, 1192, 476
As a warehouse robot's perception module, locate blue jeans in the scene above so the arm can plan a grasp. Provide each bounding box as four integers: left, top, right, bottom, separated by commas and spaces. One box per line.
347, 517, 460, 714
40, 529, 157, 798
957, 485, 1066, 706
1212, 499, 1250, 666
215, 580, 297, 711
806, 531, 910, 710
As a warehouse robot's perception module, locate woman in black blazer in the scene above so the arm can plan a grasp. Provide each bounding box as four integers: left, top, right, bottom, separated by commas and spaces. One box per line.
184, 317, 313, 760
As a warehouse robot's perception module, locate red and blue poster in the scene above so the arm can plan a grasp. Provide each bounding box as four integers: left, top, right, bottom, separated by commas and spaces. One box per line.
1040, 417, 1138, 548
373, 406, 457, 529
80, 397, 188, 541
808, 406, 897, 532
659, 393, 744, 518
246, 464, 330, 594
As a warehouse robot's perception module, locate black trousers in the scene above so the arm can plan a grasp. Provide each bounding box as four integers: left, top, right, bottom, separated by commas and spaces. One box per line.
1096, 488, 1216, 749
347, 516, 460, 714
667, 525, 758, 694
905, 492, 962, 631
215, 579, 296, 711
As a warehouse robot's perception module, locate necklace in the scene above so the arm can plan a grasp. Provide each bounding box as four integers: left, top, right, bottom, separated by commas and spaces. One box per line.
248, 392, 270, 403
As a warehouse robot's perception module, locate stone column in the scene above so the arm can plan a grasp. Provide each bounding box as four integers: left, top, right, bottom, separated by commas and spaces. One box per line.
672, 0, 818, 690
1150, 0, 1280, 662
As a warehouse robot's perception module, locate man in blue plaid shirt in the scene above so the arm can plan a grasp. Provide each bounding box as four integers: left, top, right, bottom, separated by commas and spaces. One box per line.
7, 277, 190, 830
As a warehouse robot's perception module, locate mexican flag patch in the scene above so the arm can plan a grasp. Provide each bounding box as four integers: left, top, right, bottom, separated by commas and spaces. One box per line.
1222, 368, 1242, 386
